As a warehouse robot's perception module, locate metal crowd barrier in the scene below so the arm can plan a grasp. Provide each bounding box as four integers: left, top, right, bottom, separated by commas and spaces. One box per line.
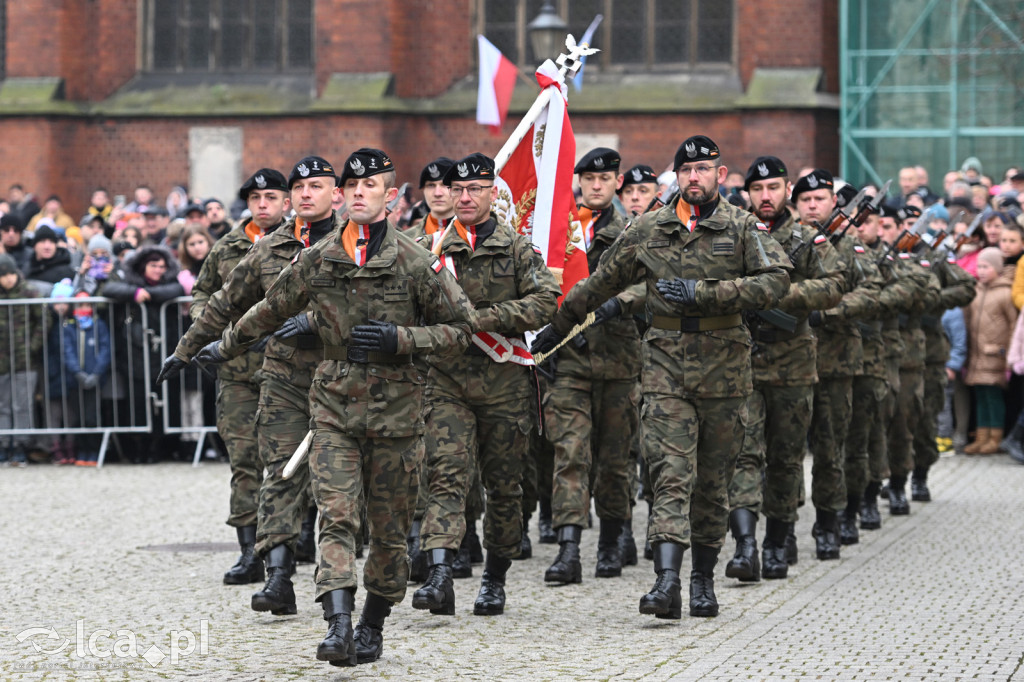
0, 296, 153, 468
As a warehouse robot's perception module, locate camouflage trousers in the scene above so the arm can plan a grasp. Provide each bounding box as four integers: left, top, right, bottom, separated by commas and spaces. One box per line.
530, 425, 554, 506
844, 375, 887, 499
888, 369, 924, 479
870, 358, 901, 482
254, 373, 313, 557
309, 429, 420, 603
913, 363, 946, 471
545, 374, 640, 529
808, 376, 853, 513
644, 393, 747, 550
415, 443, 483, 520
217, 377, 262, 528
730, 383, 814, 523
420, 359, 530, 558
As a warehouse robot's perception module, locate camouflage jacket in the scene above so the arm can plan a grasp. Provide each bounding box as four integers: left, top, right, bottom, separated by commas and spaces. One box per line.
0, 277, 42, 373
814, 232, 883, 378
750, 209, 844, 386
188, 220, 276, 382
173, 215, 326, 382
551, 196, 791, 399
220, 221, 474, 439
922, 252, 976, 365
893, 251, 942, 371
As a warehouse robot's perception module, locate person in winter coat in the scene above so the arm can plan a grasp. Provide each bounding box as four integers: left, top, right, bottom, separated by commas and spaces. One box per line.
0, 254, 43, 466
25, 224, 77, 296
103, 245, 185, 462
963, 246, 1019, 454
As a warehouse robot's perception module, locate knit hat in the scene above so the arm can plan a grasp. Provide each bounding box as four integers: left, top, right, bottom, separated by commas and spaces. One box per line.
34, 224, 59, 243
977, 246, 1004, 272
51, 278, 75, 299
0, 254, 19, 277
88, 234, 113, 254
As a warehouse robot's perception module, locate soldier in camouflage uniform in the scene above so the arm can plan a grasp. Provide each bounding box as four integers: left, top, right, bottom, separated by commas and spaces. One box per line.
877, 207, 942, 515
619, 163, 660, 217
158, 157, 341, 619
197, 148, 476, 668
541, 148, 643, 585
793, 170, 882, 562
192, 168, 289, 585
410, 153, 560, 618
533, 135, 791, 620
726, 157, 844, 583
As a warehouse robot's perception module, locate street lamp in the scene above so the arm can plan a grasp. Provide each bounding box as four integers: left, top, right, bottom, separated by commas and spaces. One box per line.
528, 1, 567, 63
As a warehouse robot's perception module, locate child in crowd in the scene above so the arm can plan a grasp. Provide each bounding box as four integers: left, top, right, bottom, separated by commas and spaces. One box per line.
0, 254, 42, 466
937, 306, 969, 452
963, 247, 1019, 454
46, 279, 77, 465
62, 290, 111, 466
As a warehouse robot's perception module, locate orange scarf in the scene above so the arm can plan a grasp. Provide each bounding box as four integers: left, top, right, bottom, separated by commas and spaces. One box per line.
423, 214, 443, 235
452, 219, 480, 250
244, 220, 264, 243
341, 220, 371, 265
577, 206, 601, 249
294, 218, 309, 247
675, 199, 695, 231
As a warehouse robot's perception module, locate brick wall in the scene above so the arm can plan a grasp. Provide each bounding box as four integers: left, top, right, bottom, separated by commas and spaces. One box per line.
737, 0, 839, 93
389, 0, 473, 98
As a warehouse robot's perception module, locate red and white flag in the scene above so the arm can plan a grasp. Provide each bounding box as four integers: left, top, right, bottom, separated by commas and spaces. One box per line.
477, 35, 518, 135
497, 61, 588, 302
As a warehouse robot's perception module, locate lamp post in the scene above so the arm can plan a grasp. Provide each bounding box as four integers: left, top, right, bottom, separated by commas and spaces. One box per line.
528, 1, 568, 64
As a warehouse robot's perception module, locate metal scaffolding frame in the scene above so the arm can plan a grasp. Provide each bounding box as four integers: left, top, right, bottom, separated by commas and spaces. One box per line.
840, 0, 1024, 185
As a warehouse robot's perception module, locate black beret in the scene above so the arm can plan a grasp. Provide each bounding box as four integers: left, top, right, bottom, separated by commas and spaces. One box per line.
574, 147, 621, 174
289, 155, 338, 188
791, 170, 835, 199
835, 183, 859, 209
673, 135, 721, 170
879, 201, 900, 219
338, 148, 393, 184
419, 157, 455, 188
620, 164, 658, 188
896, 205, 922, 222
442, 153, 496, 185
744, 155, 787, 190
238, 168, 288, 200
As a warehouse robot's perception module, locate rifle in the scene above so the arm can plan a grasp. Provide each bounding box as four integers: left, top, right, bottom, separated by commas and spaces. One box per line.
643, 181, 678, 215
755, 308, 799, 333
812, 186, 868, 243
952, 210, 986, 252
877, 201, 942, 264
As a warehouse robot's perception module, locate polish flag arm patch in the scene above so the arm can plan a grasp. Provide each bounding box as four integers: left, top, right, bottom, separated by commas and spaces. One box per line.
756, 222, 769, 231
431, 258, 443, 273
853, 244, 865, 253
814, 234, 828, 245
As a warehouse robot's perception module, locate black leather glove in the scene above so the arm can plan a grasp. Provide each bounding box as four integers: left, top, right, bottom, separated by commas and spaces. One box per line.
808, 310, 824, 328
592, 297, 622, 325
196, 340, 228, 365
350, 320, 398, 354
535, 351, 558, 381
530, 326, 563, 357
274, 313, 313, 339
155, 355, 188, 385
656, 278, 698, 306
81, 374, 99, 390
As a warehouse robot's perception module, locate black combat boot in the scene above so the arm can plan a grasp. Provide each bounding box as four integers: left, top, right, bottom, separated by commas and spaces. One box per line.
544, 525, 582, 584
619, 516, 639, 567
407, 520, 427, 583
473, 553, 512, 616
638, 541, 683, 619
839, 494, 860, 545
595, 519, 624, 578
785, 523, 798, 565
761, 517, 789, 580
812, 508, 841, 560
643, 502, 654, 560
251, 545, 296, 615
689, 544, 719, 617
224, 525, 265, 585
724, 508, 760, 583
466, 520, 484, 564
516, 510, 532, 560
411, 548, 456, 615
295, 505, 318, 563
353, 592, 392, 664
888, 475, 910, 515
316, 589, 357, 667
537, 497, 557, 544
452, 531, 473, 579
911, 467, 931, 502
860, 480, 882, 530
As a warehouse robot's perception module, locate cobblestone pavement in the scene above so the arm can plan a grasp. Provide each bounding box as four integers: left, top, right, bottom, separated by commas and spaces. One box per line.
2, 450, 1023, 681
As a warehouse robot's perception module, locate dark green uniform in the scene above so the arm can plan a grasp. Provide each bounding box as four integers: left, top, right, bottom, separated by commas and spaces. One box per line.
418, 219, 561, 557
730, 210, 844, 522
549, 196, 791, 550
219, 221, 474, 603
189, 221, 268, 529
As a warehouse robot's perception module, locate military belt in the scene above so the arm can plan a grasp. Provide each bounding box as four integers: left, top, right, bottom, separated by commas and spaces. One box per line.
322, 345, 412, 364
277, 335, 323, 350
650, 313, 743, 332
752, 319, 809, 343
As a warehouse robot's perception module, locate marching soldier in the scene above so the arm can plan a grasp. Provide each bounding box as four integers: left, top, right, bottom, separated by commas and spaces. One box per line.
533, 135, 791, 619
189, 168, 290, 585
618, 164, 660, 216
158, 156, 341, 618
542, 147, 644, 585
196, 148, 476, 667
410, 152, 560, 617
726, 157, 844, 582
406, 157, 456, 239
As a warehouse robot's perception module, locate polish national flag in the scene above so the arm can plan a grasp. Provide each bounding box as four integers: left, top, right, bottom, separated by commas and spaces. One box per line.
477, 35, 518, 135
497, 61, 588, 302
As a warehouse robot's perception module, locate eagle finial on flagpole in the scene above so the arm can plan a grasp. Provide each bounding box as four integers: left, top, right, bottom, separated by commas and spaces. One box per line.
557, 34, 600, 79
